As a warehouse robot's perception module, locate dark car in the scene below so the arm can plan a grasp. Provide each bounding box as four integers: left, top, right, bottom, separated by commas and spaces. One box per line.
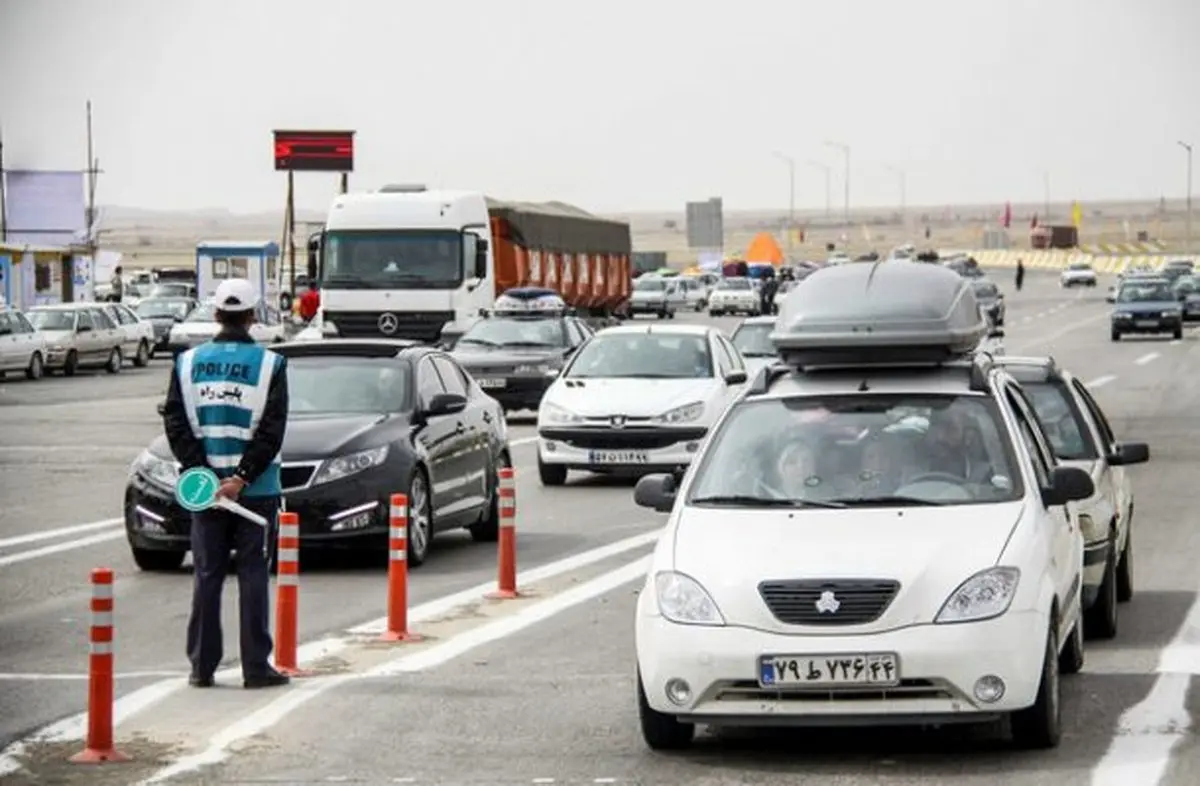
1110, 277, 1183, 341
1160, 259, 1194, 284
450, 289, 596, 413
972, 278, 1005, 326
125, 339, 512, 571
1171, 275, 1200, 322
134, 297, 199, 352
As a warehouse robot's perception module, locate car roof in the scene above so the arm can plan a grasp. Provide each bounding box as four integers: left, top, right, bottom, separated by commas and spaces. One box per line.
273, 338, 425, 359
30, 303, 100, 311
1119, 276, 1170, 285
736, 316, 777, 326
752, 363, 985, 400
595, 323, 714, 337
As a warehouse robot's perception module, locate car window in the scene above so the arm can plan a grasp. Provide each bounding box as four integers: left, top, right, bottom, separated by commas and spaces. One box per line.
632, 278, 666, 292
416, 357, 447, 408
564, 332, 713, 379
77, 310, 95, 330
28, 309, 76, 331
711, 334, 733, 375
0, 313, 11, 334
686, 393, 1023, 506
1003, 386, 1054, 487
1020, 381, 1099, 460
117, 306, 140, 325
287, 357, 410, 413
564, 319, 586, 347
458, 316, 564, 348
91, 309, 116, 330
1071, 378, 1116, 448
14, 312, 33, 333
431, 356, 469, 397
1117, 281, 1172, 302
730, 322, 775, 358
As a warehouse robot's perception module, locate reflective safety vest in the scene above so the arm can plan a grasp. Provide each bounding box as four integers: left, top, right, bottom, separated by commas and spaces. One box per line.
177, 341, 284, 497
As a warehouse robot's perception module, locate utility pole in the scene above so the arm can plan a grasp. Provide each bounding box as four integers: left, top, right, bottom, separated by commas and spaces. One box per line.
808, 161, 831, 220
1180, 141, 1193, 254
772, 152, 796, 249
824, 141, 850, 224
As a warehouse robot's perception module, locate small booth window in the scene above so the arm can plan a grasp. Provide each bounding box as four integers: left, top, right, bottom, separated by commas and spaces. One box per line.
212, 258, 230, 278
34, 261, 53, 293
229, 257, 249, 278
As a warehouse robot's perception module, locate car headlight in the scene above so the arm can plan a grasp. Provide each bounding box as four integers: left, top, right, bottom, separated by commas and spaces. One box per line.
654, 571, 725, 626
134, 449, 179, 489
1113, 312, 1131, 319
1163, 310, 1181, 318
934, 567, 1020, 624
312, 446, 389, 486
539, 402, 584, 425
653, 401, 705, 424
515, 363, 550, 375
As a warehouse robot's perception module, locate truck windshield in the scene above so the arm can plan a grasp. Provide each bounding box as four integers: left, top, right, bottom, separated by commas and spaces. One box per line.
321, 230, 464, 289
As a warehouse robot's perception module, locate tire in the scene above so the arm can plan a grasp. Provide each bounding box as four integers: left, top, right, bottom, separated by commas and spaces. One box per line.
25, 352, 43, 381
63, 350, 79, 376
133, 340, 150, 367
637, 671, 694, 750
666, 310, 675, 320
656, 310, 667, 320
1084, 529, 1118, 639
1110, 330, 1120, 342
130, 547, 185, 572
406, 468, 433, 567
538, 454, 567, 486
1059, 611, 1085, 674
1174, 326, 1184, 340
468, 452, 509, 542
106, 347, 123, 374
1117, 515, 1134, 603
1010, 621, 1062, 749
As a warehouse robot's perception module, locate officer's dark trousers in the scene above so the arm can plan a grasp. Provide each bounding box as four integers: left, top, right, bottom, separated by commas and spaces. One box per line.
187, 495, 279, 679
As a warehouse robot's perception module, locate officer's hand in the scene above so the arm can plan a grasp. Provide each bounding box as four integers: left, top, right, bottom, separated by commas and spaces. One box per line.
216, 478, 246, 500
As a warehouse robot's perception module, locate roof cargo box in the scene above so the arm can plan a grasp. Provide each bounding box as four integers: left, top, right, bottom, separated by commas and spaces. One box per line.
770, 260, 987, 368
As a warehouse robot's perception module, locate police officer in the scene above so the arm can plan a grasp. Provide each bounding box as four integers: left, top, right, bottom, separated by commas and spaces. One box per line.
162, 278, 290, 690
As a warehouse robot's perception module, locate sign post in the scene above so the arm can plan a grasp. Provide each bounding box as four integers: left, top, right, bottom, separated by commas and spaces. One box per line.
176, 467, 268, 527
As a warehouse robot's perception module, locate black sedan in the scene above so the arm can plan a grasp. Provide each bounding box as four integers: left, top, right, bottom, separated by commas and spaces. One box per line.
125, 339, 512, 571
133, 297, 199, 353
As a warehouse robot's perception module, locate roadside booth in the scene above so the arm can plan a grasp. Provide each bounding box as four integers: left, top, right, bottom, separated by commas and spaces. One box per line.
0, 244, 81, 308
195, 241, 281, 306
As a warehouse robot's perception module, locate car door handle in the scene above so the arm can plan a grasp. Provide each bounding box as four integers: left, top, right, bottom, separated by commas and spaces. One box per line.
454, 422, 466, 434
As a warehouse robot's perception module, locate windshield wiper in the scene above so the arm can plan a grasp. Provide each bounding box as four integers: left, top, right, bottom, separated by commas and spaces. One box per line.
827, 495, 946, 507
690, 495, 845, 509
499, 341, 557, 348
323, 275, 368, 289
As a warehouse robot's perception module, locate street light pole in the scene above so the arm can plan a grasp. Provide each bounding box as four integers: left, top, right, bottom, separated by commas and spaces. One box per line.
824, 141, 850, 224
1180, 141, 1193, 254
772, 152, 796, 249
808, 161, 832, 220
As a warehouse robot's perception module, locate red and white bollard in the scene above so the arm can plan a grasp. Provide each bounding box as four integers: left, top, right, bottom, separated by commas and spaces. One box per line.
487, 468, 520, 599
380, 493, 422, 641
70, 568, 129, 764
273, 512, 309, 675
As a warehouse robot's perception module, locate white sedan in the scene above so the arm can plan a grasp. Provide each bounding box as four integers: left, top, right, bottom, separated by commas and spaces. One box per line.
98, 302, 157, 366
728, 315, 777, 379
1059, 262, 1097, 288
535, 323, 749, 485
707, 277, 760, 316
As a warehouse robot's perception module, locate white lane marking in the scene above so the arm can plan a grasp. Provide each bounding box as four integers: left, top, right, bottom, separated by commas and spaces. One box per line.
0, 518, 122, 549
134, 556, 651, 784
511, 436, 536, 447
1171, 339, 1181, 346
0, 527, 662, 775
1021, 316, 1033, 323
1086, 375, 1117, 389
0, 530, 124, 568
1134, 352, 1160, 366
0, 671, 186, 681
0, 445, 147, 452
1013, 311, 1111, 352
1089, 590, 1200, 785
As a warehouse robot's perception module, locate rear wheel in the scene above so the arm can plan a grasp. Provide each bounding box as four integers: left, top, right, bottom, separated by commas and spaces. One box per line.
468, 452, 509, 542
106, 347, 123, 374
637, 671, 694, 750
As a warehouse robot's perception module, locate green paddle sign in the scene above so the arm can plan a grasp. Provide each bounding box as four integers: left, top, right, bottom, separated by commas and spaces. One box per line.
175, 466, 269, 527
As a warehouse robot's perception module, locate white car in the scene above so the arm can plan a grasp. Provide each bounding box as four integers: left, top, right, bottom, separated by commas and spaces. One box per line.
166, 300, 286, 356
676, 276, 709, 311
0, 307, 48, 380
728, 315, 777, 379
98, 302, 157, 366
707, 277, 760, 316
627, 276, 688, 319
26, 304, 126, 375
632, 260, 1093, 751
996, 356, 1148, 639
535, 323, 749, 485
1059, 262, 1097, 288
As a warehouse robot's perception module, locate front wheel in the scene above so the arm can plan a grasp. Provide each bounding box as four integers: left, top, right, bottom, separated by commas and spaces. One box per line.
1009, 622, 1061, 749
538, 454, 567, 486
406, 470, 433, 566
1174, 326, 1184, 340
1111, 330, 1121, 342
133, 340, 150, 367
106, 347, 123, 374
25, 352, 43, 380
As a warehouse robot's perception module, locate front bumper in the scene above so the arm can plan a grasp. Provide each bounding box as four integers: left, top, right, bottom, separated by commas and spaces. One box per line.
124, 465, 399, 553
628, 300, 669, 314
1111, 315, 1182, 334
43, 347, 76, 369
538, 426, 708, 472
709, 298, 758, 313
636, 605, 1050, 726
1061, 276, 1097, 286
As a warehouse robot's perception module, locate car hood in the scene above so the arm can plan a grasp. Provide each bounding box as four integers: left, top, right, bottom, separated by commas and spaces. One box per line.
546, 377, 721, 418
670, 502, 1023, 631
1112, 300, 1177, 314
147, 413, 393, 463
452, 347, 561, 367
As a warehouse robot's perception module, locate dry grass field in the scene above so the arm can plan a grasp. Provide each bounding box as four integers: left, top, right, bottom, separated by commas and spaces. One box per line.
96, 197, 1197, 271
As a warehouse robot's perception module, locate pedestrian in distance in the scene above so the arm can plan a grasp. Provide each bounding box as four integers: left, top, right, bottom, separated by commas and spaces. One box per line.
110, 266, 125, 303
760, 269, 780, 315
161, 277, 291, 690
1015, 258, 1025, 292
298, 281, 320, 324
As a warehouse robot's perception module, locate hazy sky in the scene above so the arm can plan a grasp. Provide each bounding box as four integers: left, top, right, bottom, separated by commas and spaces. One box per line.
1, 0, 1197, 215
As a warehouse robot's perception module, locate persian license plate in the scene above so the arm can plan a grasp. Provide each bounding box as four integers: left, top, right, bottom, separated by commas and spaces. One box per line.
587, 450, 650, 465
476, 377, 506, 389
1135, 320, 1159, 328
758, 653, 900, 688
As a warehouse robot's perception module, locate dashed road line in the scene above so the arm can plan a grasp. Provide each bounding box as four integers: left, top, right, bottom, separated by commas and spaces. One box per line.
1134, 351, 1161, 366
1086, 375, 1117, 389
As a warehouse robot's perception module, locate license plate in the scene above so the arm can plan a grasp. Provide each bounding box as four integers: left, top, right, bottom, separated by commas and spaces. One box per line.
476, 377, 506, 389
758, 653, 900, 688
587, 450, 650, 464
1135, 320, 1159, 328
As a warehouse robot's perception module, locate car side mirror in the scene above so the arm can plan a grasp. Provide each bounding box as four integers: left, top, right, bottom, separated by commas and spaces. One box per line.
1107, 441, 1149, 466
423, 392, 467, 418
1042, 465, 1095, 507
634, 472, 677, 513
724, 370, 747, 385
474, 238, 489, 279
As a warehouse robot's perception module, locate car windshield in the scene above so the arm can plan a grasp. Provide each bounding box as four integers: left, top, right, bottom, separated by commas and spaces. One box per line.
1020, 382, 1098, 461
1117, 281, 1172, 302
457, 316, 564, 348
564, 332, 712, 379
717, 278, 751, 290
28, 310, 75, 331
149, 283, 191, 298
687, 393, 1023, 506
136, 299, 192, 319
287, 357, 411, 414
730, 322, 776, 357
321, 229, 464, 290
973, 282, 999, 298
633, 278, 666, 292
1175, 276, 1199, 293
184, 304, 218, 323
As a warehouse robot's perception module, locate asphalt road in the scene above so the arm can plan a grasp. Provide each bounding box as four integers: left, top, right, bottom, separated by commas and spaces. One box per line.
6, 270, 1199, 785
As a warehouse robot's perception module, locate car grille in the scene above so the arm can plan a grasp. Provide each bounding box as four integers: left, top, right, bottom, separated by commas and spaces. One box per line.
758, 579, 900, 625
539, 427, 707, 450
324, 310, 454, 342
281, 465, 316, 490
713, 678, 952, 703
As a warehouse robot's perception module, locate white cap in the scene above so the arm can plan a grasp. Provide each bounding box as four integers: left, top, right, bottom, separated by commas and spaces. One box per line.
213, 278, 259, 313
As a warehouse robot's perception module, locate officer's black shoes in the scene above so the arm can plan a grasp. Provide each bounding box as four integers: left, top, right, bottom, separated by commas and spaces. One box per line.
188, 672, 215, 688
243, 668, 290, 689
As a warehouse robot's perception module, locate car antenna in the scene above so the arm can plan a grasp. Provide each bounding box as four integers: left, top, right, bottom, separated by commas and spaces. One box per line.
857, 378, 870, 392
